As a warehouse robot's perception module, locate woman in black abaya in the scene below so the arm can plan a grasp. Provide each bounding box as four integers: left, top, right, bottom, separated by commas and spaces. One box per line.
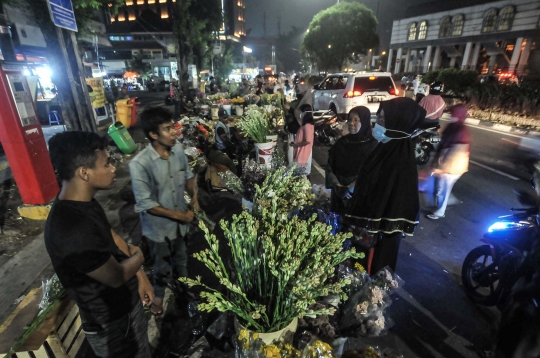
346, 97, 426, 273
326, 106, 376, 214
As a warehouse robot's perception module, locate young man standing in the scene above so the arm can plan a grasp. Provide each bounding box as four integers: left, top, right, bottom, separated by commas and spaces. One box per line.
129, 107, 200, 315
45, 132, 153, 358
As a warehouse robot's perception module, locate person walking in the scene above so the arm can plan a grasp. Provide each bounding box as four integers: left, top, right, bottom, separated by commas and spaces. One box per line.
426, 104, 470, 220
129, 107, 200, 316
346, 98, 426, 273
45, 132, 153, 358
326, 106, 376, 214
290, 104, 314, 176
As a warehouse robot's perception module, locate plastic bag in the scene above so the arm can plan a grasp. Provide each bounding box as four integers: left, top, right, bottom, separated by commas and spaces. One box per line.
301, 337, 336, 358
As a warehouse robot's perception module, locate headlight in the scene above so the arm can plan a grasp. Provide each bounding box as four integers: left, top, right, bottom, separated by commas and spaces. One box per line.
488, 221, 532, 233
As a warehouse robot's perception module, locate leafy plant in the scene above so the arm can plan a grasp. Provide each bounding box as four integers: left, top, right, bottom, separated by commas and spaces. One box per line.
180, 168, 363, 333
236, 105, 271, 143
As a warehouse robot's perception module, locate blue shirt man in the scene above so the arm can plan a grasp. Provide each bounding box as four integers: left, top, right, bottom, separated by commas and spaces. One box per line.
129, 107, 200, 315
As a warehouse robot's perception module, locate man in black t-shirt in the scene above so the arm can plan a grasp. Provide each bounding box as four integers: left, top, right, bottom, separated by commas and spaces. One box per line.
45, 132, 153, 358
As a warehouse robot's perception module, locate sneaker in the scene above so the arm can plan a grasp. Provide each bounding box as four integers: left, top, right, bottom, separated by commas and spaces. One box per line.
426, 214, 444, 220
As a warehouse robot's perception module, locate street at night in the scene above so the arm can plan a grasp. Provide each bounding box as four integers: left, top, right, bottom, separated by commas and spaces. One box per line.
0, 0, 540, 357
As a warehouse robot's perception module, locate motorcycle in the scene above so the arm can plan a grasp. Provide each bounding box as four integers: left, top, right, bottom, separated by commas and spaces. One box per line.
461, 190, 539, 307
412, 125, 440, 165
312, 110, 342, 146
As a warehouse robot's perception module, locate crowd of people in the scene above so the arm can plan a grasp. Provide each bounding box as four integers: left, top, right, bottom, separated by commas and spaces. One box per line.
41, 73, 477, 357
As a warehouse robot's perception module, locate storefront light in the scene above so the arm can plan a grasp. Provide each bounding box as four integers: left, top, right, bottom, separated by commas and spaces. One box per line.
23, 69, 31, 76
36, 66, 52, 79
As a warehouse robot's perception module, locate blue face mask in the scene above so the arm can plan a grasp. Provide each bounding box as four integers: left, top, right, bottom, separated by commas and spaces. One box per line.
373, 123, 392, 143
373, 123, 411, 143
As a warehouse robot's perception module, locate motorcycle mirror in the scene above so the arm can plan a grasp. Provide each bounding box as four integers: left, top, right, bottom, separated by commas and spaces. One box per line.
514, 189, 538, 207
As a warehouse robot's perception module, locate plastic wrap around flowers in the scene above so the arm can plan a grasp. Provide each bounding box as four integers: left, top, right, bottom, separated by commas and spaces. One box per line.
340, 267, 403, 337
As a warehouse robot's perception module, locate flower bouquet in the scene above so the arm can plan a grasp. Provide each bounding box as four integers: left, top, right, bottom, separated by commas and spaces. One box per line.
260, 93, 272, 106
180, 167, 363, 334
236, 105, 271, 143
231, 97, 246, 105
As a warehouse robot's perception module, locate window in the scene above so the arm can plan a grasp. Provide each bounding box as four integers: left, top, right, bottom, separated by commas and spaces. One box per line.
408, 22, 417, 41
335, 76, 348, 90
354, 76, 394, 93
451, 14, 464, 36
497, 6, 515, 31
418, 21, 428, 40
482, 9, 498, 33
439, 16, 451, 38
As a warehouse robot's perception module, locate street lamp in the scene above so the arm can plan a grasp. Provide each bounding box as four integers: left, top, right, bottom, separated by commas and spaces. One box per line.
328, 44, 332, 49
243, 46, 252, 76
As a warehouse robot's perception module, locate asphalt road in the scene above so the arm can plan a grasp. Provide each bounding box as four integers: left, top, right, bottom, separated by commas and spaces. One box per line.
310, 121, 539, 357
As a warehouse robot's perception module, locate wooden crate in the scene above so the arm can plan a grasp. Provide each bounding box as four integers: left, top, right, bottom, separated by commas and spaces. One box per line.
0, 290, 85, 358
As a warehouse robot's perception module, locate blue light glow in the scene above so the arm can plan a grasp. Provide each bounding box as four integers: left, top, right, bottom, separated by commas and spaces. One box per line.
488, 221, 530, 232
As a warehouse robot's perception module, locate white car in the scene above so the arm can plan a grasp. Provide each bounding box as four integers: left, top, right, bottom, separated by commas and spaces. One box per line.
312, 71, 399, 122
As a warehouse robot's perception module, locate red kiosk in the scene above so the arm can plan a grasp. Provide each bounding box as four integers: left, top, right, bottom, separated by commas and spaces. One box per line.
0, 62, 59, 204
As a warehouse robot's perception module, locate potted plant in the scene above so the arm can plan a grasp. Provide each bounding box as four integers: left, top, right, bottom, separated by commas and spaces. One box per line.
231, 97, 246, 116
180, 168, 362, 343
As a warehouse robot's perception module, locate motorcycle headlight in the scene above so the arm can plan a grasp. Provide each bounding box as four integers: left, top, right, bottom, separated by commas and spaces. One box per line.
488, 221, 532, 232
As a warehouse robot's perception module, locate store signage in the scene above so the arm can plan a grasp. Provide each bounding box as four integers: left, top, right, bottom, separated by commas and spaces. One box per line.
47, 0, 78, 32
85, 78, 106, 109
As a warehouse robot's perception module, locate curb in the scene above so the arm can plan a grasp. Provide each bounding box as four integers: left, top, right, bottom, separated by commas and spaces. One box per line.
441, 113, 540, 137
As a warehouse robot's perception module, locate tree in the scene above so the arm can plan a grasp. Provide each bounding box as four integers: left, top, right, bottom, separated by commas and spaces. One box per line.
127, 53, 151, 79
171, 0, 222, 91
301, 2, 379, 72
4, 0, 123, 131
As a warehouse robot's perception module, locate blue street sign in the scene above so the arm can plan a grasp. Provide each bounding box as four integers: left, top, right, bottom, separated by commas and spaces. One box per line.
47, 0, 78, 32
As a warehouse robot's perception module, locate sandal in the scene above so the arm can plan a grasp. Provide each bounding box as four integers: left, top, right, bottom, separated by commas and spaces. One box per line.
426, 214, 444, 220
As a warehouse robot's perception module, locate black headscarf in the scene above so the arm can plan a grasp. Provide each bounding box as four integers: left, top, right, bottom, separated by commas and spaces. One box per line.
328, 106, 375, 179
346, 97, 426, 236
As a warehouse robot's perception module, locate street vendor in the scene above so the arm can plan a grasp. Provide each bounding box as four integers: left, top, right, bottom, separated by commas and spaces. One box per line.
129, 106, 200, 316
215, 108, 235, 158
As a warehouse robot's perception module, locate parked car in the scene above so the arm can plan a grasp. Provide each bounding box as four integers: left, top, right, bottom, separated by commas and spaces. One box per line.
312, 71, 399, 122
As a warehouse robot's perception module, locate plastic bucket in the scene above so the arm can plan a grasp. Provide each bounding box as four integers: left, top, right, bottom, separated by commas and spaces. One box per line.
222, 104, 232, 115
210, 106, 219, 119
255, 141, 277, 166
234, 317, 298, 345
235, 105, 244, 116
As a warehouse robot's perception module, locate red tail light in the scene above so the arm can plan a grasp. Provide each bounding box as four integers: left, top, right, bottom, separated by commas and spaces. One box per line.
389, 88, 399, 96
344, 90, 363, 98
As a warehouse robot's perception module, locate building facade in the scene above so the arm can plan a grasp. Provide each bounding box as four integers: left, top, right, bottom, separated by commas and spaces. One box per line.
387, 0, 540, 76
103, 0, 245, 79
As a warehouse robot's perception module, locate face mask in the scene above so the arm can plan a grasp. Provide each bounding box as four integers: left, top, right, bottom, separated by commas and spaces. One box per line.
373, 123, 392, 143
373, 123, 411, 143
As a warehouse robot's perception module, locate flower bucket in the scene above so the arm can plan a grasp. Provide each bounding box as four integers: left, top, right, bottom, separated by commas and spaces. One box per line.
266, 134, 278, 143
235, 105, 244, 116
201, 105, 209, 116
234, 317, 298, 345
255, 141, 277, 166
210, 106, 219, 119
223, 104, 232, 116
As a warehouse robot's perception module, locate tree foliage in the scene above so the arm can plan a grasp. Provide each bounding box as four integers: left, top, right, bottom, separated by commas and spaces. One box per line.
172, 0, 222, 89
301, 2, 379, 71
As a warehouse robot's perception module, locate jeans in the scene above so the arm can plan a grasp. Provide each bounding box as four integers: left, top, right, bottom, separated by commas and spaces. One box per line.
148, 237, 188, 298
433, 173, 461, 217
84, 302, 150, 358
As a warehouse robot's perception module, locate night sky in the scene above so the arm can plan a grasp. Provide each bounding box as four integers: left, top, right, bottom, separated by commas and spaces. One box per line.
244, 0, 454, 50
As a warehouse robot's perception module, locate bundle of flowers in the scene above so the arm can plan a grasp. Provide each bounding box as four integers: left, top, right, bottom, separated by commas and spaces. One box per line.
231, 97, 246, 105
220, 98, 232, 105
180, 167, 363, 333
244, 94, 260, 105
236, 105, 271, 143
260, 93, 273, 105
340, 267, 402, 337
237, 329, 302, 357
